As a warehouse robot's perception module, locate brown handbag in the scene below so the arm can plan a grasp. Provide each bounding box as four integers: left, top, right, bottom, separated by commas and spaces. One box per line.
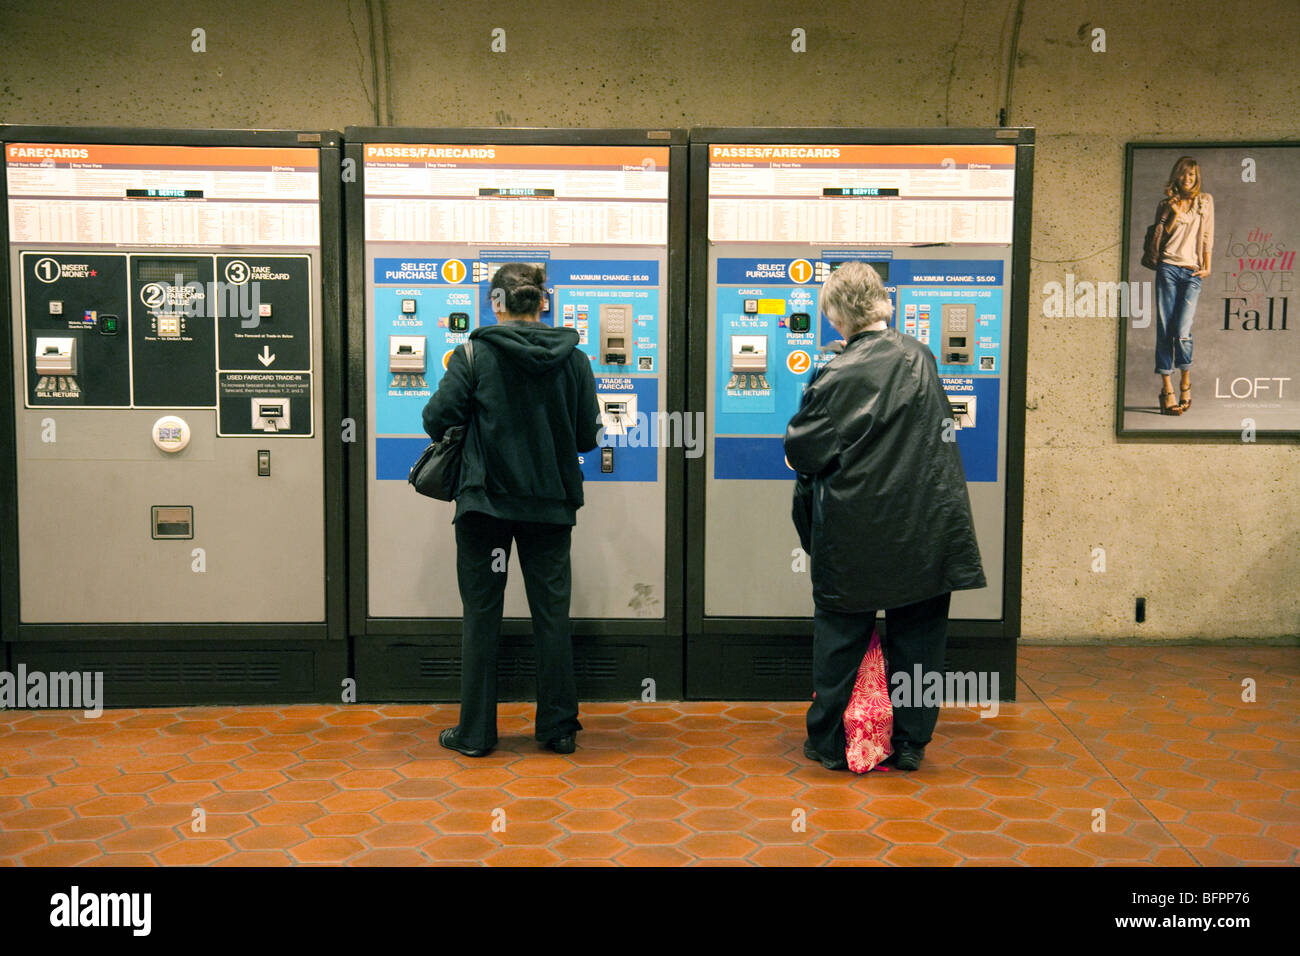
1141, 205, 1173, 270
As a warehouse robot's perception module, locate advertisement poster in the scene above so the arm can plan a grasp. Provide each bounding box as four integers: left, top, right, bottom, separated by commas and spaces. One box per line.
1119, 143, 1299, 437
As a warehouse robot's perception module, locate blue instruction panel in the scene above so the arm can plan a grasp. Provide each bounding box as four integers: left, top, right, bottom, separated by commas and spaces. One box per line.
361, 141, 674, 619
712, 254, 1005, 482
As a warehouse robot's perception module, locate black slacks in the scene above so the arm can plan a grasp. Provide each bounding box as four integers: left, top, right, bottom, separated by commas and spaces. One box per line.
454, 511, 582, 750
806, 591, 952, 759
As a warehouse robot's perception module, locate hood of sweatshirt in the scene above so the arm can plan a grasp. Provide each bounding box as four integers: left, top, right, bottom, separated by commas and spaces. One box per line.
470, 321, 582, 375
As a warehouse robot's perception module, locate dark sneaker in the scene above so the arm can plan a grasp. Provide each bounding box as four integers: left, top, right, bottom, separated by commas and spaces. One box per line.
893, 743, 925, 771
439, 727, 491, 758
543, 734, 576, 755
803, 739, 849, 771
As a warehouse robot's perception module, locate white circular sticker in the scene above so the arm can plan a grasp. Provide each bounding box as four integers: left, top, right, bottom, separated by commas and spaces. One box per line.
151, 416, 191, 453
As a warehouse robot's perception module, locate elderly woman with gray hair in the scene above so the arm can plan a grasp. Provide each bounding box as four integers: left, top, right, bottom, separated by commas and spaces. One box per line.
784, 261, 985, 772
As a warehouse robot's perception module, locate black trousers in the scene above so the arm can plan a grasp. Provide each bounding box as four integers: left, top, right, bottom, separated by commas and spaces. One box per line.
454, 511, 582, 750
806, 591, 951, 759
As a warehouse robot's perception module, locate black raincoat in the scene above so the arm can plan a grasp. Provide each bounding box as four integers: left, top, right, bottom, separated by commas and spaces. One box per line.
784, 327, 986, 612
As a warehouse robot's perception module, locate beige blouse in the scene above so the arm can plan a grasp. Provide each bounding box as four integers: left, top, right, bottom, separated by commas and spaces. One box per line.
1159, 194, 1214, 271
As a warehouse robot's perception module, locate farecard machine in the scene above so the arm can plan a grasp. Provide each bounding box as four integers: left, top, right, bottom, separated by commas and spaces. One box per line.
344, 128, 687, 701
687, 128, 1034, 699
0, 127, 346, 704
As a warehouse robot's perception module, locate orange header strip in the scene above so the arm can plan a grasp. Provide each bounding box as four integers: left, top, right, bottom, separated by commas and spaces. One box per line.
5, 143, 319, 169
364, 144, 670, 167
709, 144, 1015, 165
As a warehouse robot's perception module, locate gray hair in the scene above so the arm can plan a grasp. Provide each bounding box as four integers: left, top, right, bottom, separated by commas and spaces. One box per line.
820, 261, 893, 336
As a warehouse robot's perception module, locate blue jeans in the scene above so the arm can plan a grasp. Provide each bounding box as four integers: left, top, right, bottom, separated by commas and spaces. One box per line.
1154, 263, 1201, 374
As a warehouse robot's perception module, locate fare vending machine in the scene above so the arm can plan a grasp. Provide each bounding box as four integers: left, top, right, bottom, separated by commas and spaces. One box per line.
345, 128, 687, 701
0, 127, 346, 704
687, 129, 1033, 699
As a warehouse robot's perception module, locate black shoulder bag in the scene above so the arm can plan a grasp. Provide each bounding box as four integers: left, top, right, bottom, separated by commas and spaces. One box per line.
409, 340, 475, 501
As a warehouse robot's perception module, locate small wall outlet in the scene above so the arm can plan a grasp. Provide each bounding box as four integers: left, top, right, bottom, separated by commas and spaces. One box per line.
1135, 597, 1146, 623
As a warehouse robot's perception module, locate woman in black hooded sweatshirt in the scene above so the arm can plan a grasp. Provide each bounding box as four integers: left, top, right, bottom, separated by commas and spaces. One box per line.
422, 263, 601, 757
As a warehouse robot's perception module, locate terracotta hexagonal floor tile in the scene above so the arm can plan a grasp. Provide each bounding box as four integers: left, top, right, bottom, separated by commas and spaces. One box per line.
2, 807, 74, 829
232, 825, 310, 851
812, 830, 888, 858
424, 834, 497, 861
679, 832, 759, 860
201, 791, 270, 814
76, 795, 151, 817
250, 803, 324, 827
862, 796, 931, 819
942, 831, 1025, 858
497, 776, 567, 800
931, 808, 1004, 832
681, 808, 752, 832
806, 808, 877, 831
557, 809, 628, 833
881, 844, 962, 865
363, 822, 438, 849
1207, 835, 1294, 862
618, 776, 688, 797
0, 830, 47, 857
0, 776, 52, 797
561, 766, 629, 788
348, 848, 428, 866
1001, 820, 1077, 845
305, 813, 379, 837
372, 799, 445, 824
618, 821, 690, 845
491, 821, 561, 847
440, 788, 509, 812
266, 780, 339, 803
49, 816, 126, 842
750, 845, 830, 867
288, 837, 365, 863
872, 820, 947, 844
675, 786, 746, 809
556, 786, 625, 809
21, 842, 103, 866
102, 827, 182, 854
616, 845, 693, 866
123, 804, 197, 829
483, 846, 561, 866
154, 840, 234, 865
551, 833, 627, 860
618, 796, 688, 821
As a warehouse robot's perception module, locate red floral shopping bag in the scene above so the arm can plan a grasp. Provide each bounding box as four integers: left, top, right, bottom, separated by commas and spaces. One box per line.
843, 628, 893, 773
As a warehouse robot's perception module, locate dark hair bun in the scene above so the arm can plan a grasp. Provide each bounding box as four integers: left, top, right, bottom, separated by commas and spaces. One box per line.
490, 262, 547, 316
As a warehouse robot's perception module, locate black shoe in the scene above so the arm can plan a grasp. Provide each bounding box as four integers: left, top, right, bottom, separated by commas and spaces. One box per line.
542, 734, 576, 755
803, 739, 848, 771
440, 727, 491, 758
893, 743, 925, 772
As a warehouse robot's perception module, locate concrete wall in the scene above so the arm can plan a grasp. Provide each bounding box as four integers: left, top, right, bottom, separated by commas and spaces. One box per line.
2, 0, 1296, 639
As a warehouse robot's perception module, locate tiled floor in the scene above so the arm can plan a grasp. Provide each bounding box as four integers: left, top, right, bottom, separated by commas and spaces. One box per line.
0, 646, 1295, 866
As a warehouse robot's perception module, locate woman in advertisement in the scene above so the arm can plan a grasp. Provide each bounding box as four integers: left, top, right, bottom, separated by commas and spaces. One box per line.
1150, 157, 1214, 415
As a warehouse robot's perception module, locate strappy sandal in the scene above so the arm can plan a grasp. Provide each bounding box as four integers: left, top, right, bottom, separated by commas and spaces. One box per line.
1179, 384, 1192, 413
1160, 388, 1182, 415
